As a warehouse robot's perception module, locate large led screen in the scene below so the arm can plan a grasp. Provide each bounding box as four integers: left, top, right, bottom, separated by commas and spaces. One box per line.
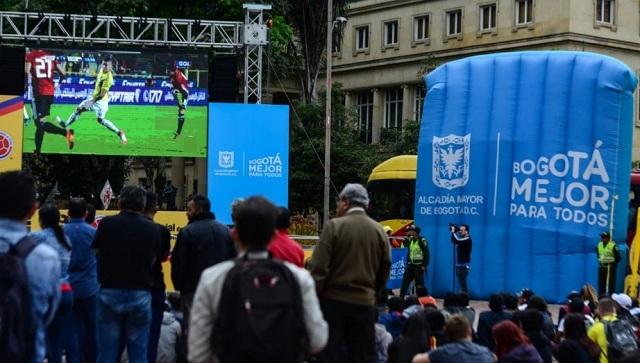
23, 47, 208, 157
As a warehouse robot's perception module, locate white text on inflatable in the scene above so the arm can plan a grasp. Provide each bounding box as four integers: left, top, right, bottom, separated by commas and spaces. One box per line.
510, 141, 610, 227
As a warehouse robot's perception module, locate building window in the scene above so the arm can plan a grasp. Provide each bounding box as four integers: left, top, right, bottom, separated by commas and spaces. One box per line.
415, 86, 426, 123
596, 0, 615, 25
383, 20, 399, 47
356, 91, 374, 144
413, 15, 430, 43
355, 25, 369, 50
446, 9, 463, 37
480, 3, 497, 32
515, 0, 533, 26
384, 88, 403, 129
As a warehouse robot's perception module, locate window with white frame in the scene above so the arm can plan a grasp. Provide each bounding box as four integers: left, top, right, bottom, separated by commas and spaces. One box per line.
446, 9, 463, 37
384, 20, 399, 47
415, 86, 426, 123
355, 25, 369, 50
480, 3, 497, 32
384, 88, 403, 129
596, 0, 615, 25
413, 15, 429, 42
356, 91, 374, 144
515, 0, 533, 26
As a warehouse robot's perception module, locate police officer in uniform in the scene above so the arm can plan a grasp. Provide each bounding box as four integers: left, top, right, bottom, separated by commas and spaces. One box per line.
597, 231, 620, 295
400, 225, 429, 298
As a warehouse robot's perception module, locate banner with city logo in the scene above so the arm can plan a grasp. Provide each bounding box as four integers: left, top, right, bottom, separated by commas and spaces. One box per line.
208, 103, 289, 225
415, 51, 637, 303
0, 95, 24, 172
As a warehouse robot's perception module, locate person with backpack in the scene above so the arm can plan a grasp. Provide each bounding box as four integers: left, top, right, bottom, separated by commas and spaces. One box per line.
309, 183, 391, 363
0, 171, 61, 363
187, 196, 328, 363
588, 297, 639, 363
31, 204, 73, 363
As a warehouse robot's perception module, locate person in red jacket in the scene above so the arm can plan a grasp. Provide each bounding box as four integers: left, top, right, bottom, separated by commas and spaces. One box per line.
268, 207, 305, 268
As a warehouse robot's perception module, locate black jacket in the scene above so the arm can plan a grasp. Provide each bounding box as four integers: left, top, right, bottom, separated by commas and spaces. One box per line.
451, 232, 472, 264
171, 213, 236, 293
93, 211, 160, 290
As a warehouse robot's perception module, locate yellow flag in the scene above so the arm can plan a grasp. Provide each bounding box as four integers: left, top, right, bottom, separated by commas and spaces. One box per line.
0, 95, 24, 172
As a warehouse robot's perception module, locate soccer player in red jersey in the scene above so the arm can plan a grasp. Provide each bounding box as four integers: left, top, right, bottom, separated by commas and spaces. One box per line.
25, 48, 74, 154
169, 67, 189, 139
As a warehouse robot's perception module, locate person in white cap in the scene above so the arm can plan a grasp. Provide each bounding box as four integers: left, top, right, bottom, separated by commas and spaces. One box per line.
596, 231, 620, 295
611, 293, 640, 329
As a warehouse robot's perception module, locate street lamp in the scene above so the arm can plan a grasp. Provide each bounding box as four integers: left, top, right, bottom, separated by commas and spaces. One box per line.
323, 2, 347, 227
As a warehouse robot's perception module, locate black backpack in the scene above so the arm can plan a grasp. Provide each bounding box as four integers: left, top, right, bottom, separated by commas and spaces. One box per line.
213, 254, 309, 363
0, 236, 37, 363
605, 319, 639, 363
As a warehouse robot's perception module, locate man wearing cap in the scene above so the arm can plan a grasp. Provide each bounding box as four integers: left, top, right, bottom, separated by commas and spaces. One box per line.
309, 183, 391, 363
399, 225, 429, 298
597, 231, 620, 295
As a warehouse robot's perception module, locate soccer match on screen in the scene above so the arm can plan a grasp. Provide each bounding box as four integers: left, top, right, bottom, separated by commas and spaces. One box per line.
23, 47, 208, 157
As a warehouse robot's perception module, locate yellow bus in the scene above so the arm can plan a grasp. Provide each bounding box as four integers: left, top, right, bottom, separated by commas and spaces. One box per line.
367, 155, 417, 235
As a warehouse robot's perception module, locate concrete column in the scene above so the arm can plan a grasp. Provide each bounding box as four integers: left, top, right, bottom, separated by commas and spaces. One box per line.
170, 157, 185, 210
196, 158, 207, 198
372, 88, 384, 144
344, 91, 353, 111
402, 84, 413, 123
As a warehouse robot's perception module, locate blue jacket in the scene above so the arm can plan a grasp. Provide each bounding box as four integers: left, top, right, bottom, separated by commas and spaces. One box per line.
30, 227, 71, 283
0, 218, 60, 363
378, 311, 405, 339
64, 219, 98, 298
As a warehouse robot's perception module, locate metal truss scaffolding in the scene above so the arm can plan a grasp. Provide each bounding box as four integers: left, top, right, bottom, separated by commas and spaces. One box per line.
243, 4, 270, 104
0, 7, 270, 103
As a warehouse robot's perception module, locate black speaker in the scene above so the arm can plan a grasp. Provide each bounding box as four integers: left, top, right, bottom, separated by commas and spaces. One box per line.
0, 46, 26, 95
209, 56, 239, 102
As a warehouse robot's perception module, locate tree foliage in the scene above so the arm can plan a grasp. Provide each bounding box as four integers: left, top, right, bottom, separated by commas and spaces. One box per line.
289, 83, 419, 214
23, 154, 130, 207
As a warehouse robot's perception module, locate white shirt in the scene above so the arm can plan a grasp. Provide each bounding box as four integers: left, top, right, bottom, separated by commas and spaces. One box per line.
188, 253, 329, 363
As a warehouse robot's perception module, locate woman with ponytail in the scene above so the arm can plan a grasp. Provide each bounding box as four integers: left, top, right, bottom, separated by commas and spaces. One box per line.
31, 204, 72, 363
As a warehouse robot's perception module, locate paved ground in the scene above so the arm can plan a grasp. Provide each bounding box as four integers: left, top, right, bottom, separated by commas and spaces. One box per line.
439, 299, 561, 329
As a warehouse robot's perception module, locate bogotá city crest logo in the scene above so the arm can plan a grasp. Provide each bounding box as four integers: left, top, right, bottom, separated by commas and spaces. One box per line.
432, 134, 471, 190
0, 131, 14, 160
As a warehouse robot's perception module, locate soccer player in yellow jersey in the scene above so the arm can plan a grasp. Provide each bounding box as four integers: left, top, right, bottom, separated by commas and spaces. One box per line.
59, 55, 127, 144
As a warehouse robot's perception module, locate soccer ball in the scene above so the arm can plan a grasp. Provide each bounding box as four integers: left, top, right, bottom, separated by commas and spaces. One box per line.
0, 131, 14, 160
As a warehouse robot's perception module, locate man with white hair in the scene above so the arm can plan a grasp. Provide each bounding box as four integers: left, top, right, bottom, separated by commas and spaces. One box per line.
309, 183, 391, 363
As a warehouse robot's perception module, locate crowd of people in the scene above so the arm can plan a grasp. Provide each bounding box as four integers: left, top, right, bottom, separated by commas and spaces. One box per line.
1, 170, 640, 363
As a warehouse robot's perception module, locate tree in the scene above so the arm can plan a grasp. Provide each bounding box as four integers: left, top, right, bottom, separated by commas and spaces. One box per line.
23, 154, 131, 207
289, 83, 400, 213
275, 0, 350, 102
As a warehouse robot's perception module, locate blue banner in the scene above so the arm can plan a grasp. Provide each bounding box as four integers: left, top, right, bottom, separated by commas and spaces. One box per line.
415, 52, 637, 303
25, 77, 207, 106
208, 103, 289, 225
388, 248, 408, 289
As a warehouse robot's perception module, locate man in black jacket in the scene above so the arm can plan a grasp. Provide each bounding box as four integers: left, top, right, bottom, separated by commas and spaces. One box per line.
451, 224, 472, 293
399, 224, 429, 298
93, 185, 160, 363
170, 195, 235, 332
